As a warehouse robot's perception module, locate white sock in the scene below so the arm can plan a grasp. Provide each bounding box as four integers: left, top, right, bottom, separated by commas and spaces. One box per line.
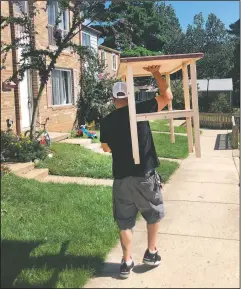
125, 258, 133, 266
149, 248, 157, 254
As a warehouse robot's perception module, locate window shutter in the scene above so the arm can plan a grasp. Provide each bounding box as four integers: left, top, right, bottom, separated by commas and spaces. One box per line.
73, 69, 80, 104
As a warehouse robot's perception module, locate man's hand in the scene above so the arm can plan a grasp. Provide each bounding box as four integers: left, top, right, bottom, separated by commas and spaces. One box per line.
143, 65, 161, 74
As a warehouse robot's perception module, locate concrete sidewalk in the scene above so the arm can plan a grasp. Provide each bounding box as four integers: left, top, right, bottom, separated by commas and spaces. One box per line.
85, 129, 239, 288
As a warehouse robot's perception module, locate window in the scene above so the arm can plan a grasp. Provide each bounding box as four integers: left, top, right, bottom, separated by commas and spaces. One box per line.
112, 54, 117, 70
82, 32, 91, 47
48, 0, 69, 45
52, 69, 72, 105
48, 0, 69, 29
101, 50, 106, 66
14, 1, 28, 14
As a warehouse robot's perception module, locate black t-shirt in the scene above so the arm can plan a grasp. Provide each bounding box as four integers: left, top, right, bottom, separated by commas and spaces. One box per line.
100, 98, 160, 179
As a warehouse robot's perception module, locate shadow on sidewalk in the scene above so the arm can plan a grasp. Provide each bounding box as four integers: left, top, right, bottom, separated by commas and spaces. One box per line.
95, 262, 157, 280
214, 134, 232, 150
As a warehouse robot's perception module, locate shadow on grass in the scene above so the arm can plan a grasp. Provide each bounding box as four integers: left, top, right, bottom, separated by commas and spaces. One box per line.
2, 240, 157, 287
1, 239, 104, 288
214, 134, 232, 150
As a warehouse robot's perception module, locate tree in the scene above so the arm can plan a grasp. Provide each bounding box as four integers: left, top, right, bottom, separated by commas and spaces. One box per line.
155, 2, 184, 54
121, 46, 162, 58
228, 19, 240, 94
1, 0, 121, 138
181, 13, 234, 79
76, 49, 116, 127
94, 1, 182, 53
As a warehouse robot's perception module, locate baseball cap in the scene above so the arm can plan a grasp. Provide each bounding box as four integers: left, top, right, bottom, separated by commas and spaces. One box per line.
113, 82, 127, 99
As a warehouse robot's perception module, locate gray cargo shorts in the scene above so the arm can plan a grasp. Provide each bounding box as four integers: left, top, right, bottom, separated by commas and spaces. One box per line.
112, 170, 164, 230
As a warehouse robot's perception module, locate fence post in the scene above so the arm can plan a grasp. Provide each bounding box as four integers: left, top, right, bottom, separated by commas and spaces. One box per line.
232, 116, 239, 149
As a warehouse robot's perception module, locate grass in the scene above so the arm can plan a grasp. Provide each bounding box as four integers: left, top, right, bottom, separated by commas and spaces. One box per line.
38, 143, 112, 179
156, 160, 179, 183
228, 132, 240, 149
153, 133, 189, 159
1, 173, 119, 288
38, 143, 180, 182
150, 120, 187, 133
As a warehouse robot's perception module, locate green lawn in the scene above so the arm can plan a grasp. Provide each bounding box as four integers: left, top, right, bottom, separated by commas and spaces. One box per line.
38, 143, 112, 179
156, 160, 179, 183
38, 143, 179, 182
150, 120, 187, 133
1, 173, 119, 288
153, 133, 189, 159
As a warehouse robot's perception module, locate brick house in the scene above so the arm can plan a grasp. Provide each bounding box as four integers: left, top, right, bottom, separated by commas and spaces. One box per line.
99, 45, 120, 78
1, 1, 81, 133
1, 1, 121, 134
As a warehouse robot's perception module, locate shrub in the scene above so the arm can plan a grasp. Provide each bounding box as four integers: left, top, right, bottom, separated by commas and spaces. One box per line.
210, 93, 233, 113
1, 164, 10, 177
1, 131, 48, 163
76, 49, 116, 127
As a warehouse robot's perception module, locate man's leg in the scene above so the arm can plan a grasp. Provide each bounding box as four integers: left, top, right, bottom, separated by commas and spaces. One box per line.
147, 221, 160, 251
113, 178, 137, 278
120, 229, 133, 262
131, 172, 164, 266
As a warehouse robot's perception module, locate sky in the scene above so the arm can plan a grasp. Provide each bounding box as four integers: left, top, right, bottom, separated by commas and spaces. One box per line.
169, 1, 240, 31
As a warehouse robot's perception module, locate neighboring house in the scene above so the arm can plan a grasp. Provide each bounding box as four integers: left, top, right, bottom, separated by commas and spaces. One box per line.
80, 26, 121, 78
99, 45, 120, 77
1, 1, 120, 134
135, 85, 158, 103
81, 25, 101, 52
195, 78, 233, 105
1, 0, 81, 133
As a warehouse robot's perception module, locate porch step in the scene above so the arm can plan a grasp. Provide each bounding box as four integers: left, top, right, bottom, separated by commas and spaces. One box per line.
5, 162, 34, 175
83, 143, 101, 150
24, 168, 49, 180
60, 138, 92, 145
48, 132, 70, 143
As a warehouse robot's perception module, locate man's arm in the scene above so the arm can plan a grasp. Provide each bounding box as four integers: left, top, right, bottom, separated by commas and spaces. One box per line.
143, 65, 173, 111
101, 143, 111, 153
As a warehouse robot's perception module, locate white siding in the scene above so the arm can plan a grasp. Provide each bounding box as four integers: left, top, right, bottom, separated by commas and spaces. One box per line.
82, 28, 98, 52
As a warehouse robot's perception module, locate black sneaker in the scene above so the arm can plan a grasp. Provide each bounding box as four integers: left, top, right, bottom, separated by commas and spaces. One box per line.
120, 258, 135, 279
143, 249, 161, 266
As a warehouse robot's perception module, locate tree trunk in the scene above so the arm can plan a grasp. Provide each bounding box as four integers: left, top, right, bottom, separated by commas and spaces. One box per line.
9, 1, 21, 135
30, 82, 45, 139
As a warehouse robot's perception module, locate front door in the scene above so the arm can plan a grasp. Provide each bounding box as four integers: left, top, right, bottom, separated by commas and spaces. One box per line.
20, 70, 33, 130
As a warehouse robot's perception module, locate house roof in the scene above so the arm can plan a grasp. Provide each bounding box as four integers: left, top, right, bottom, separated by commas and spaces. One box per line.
118, 53, 204, 78
99, 45, 120, 54
136, 85, 158, 92
196, 78, 233, 91
82, 25, 101, 35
